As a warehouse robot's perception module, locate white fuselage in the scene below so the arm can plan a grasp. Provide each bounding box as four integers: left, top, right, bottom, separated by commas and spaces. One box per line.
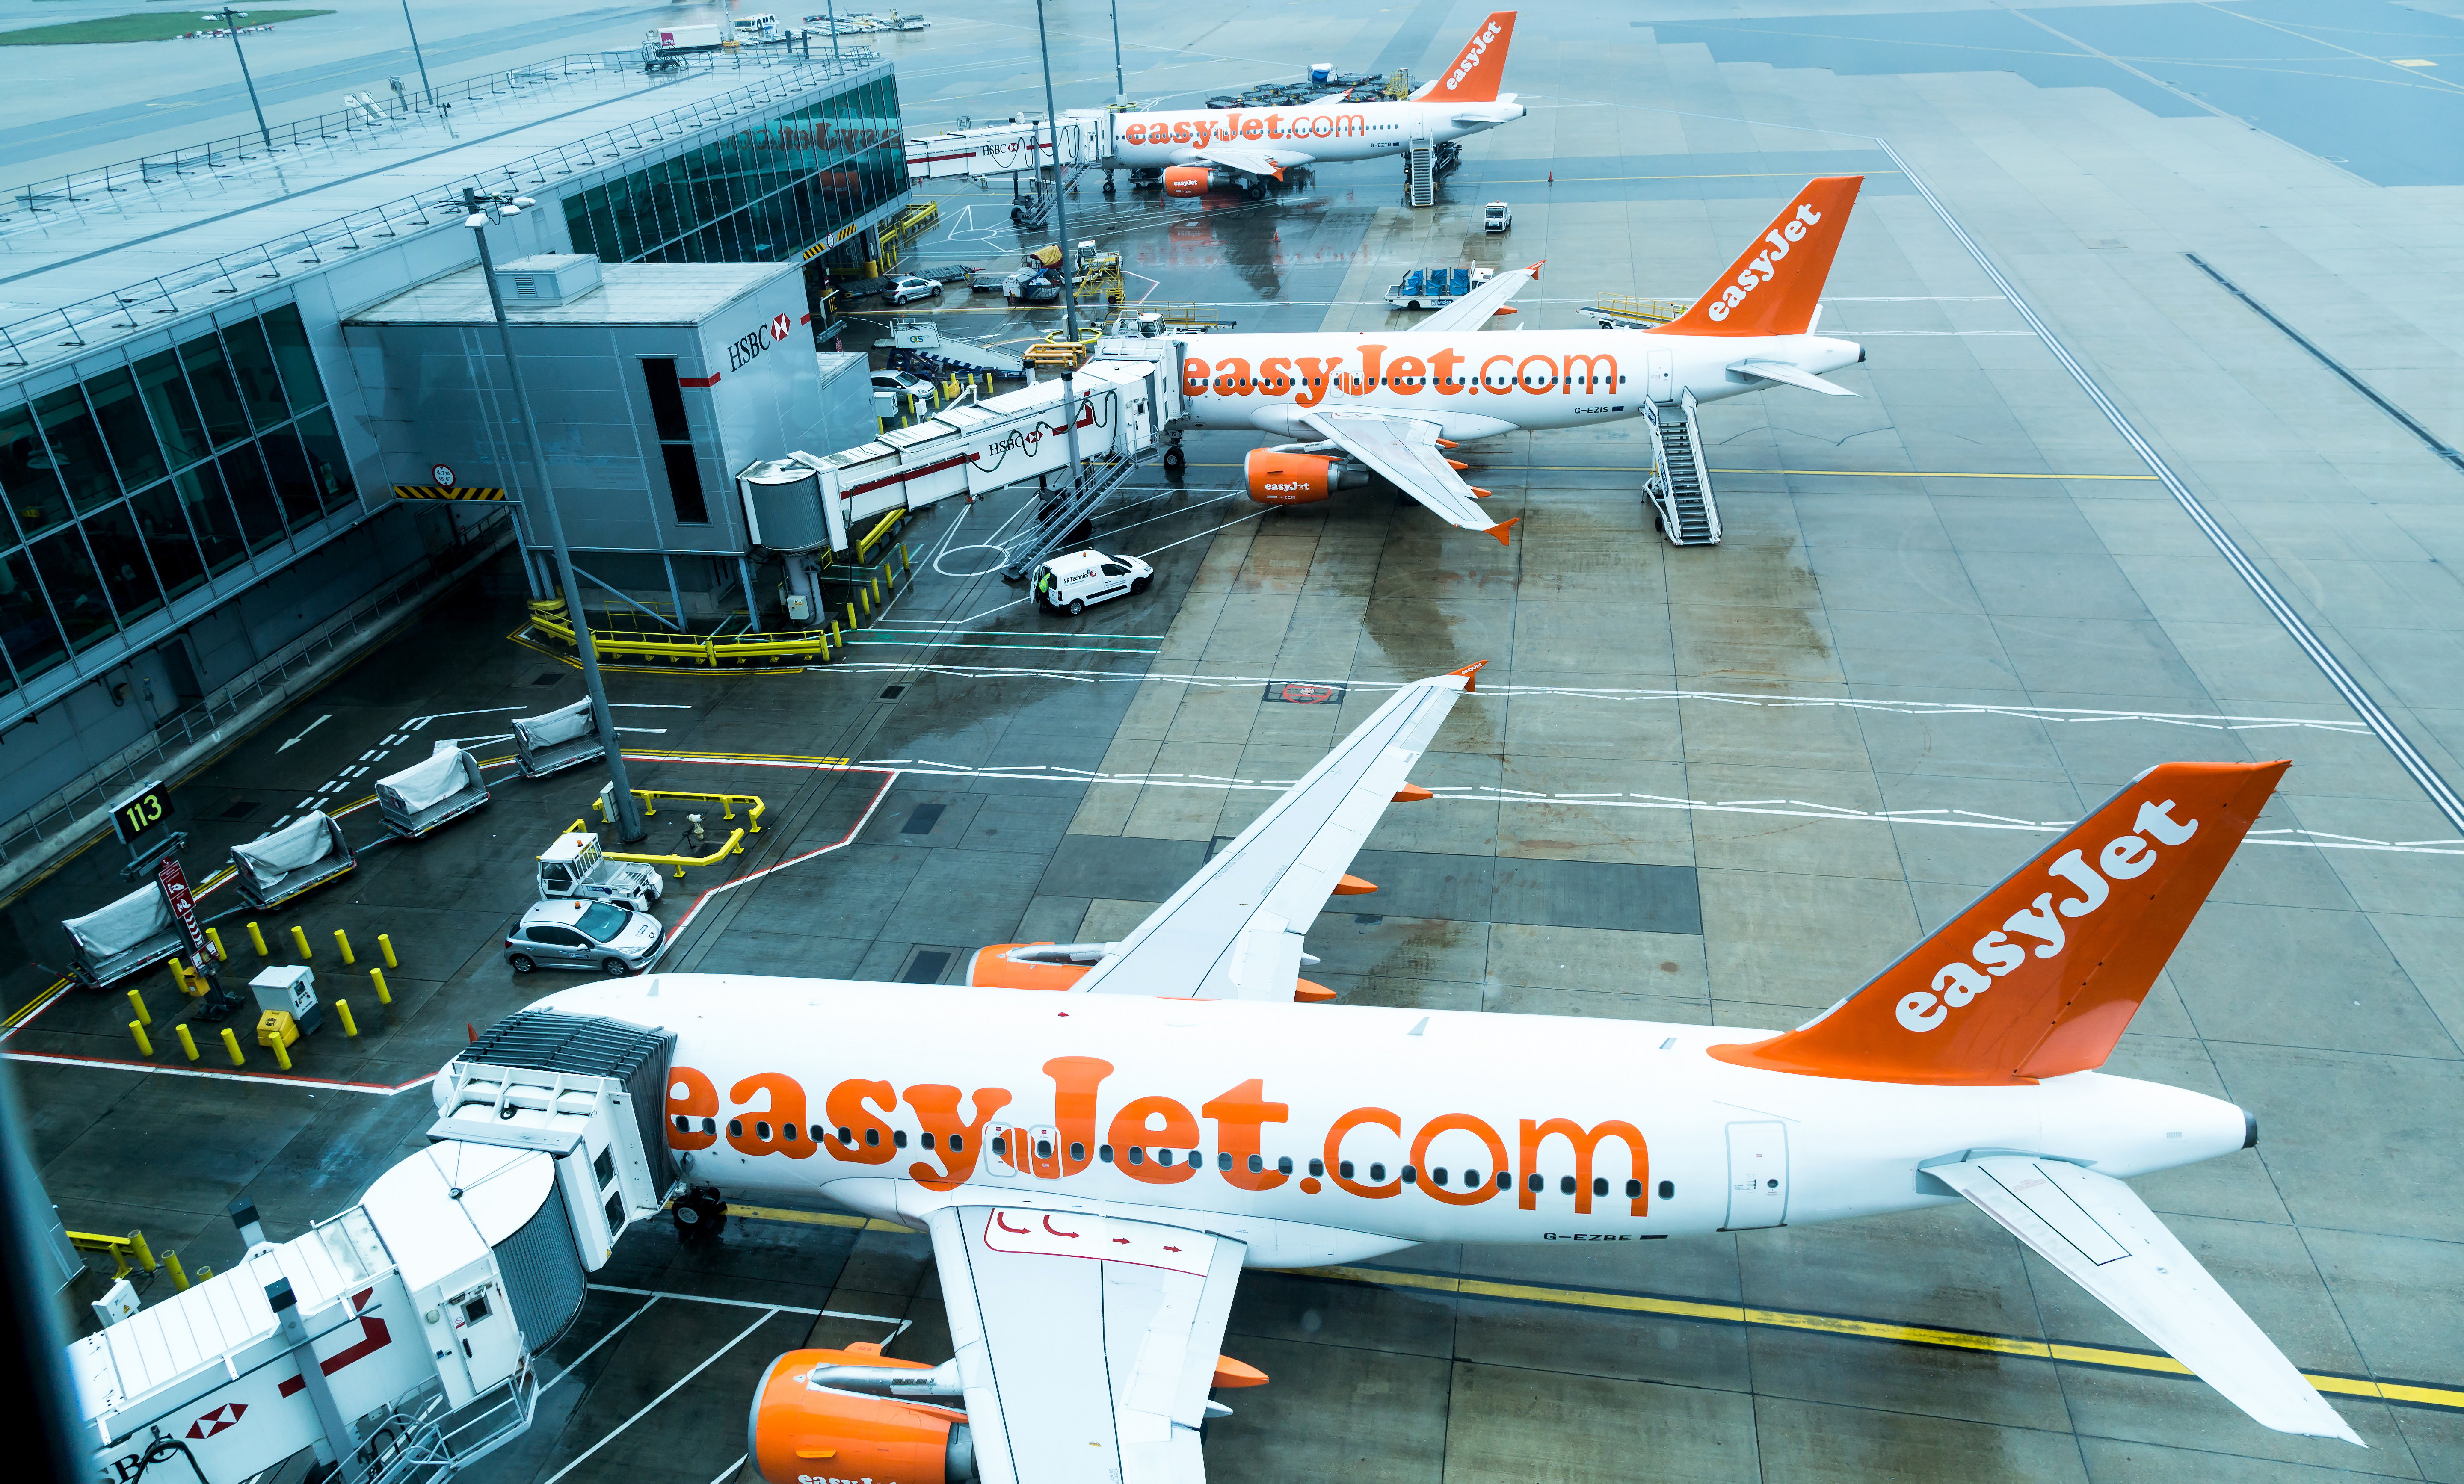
1113, 100, 1522, 173
521, 977, 2245, 1268
1177, 329, 1865, 441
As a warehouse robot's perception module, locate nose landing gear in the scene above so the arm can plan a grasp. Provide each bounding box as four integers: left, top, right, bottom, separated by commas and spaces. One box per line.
671, 1183, 728, 1245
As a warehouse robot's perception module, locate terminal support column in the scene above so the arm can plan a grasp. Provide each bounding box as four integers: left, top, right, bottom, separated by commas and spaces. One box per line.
465, 193, 649, 843
1036, 0, 1085, 490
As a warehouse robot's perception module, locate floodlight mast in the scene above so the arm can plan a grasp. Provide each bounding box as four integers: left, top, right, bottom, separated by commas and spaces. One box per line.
459, 188, 649, 843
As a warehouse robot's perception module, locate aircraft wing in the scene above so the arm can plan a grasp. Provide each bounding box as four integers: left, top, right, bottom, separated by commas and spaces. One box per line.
1416, 260, 1540, 334
1070, 668, 1477, 1001
1930, 1156, 2364, 1445
929, 1204, 1250, 1484
1189, 144, 1315, 179
1302, 410, 1512, 540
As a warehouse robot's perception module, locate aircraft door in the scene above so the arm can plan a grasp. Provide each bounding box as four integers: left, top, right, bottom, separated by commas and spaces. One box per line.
1724, 1121, 1789, 1229
1647, 349, 1675, 404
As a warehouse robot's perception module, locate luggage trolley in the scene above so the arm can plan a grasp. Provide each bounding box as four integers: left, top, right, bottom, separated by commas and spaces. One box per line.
375, 745, 491, 839
228, 810, 356, 909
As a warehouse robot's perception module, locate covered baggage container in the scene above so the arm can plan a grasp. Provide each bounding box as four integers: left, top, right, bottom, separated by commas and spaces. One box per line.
512, 698, 608, 780
376, 744, 490, 839
229, 810, 355, 909
63, 884, 184, 989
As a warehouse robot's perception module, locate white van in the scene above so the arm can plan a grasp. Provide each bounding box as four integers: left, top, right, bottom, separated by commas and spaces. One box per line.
1032, 550, 1154, 615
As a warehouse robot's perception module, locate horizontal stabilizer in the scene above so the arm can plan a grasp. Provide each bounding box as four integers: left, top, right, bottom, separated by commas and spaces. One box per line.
1731, 358, 1857, 396
1932, 1157, 2363, 1446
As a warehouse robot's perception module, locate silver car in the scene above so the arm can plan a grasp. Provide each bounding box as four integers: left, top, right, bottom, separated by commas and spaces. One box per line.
504, 899, 664, 976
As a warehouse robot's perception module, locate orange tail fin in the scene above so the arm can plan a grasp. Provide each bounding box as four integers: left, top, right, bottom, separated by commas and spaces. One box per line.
1711, 761, 2287, 1086
1424, 12, 1516, 104
1653, 176, 1862, 338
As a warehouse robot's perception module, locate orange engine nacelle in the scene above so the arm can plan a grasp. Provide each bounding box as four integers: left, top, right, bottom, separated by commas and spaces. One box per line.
1246, 449, 1339, 505
751, 1348, 974, 1484
967, 943, 1092, 991
1162, 165, 1213, 197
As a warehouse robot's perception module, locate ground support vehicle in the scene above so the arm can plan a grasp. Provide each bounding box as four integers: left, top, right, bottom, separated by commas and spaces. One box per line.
1385, 264, 1496, 310
376, 745, 489, 839
1484, 201, 1511, 232
1032, 550, 1154, 615
537, 831, 665, 913
229, 810, 356, 908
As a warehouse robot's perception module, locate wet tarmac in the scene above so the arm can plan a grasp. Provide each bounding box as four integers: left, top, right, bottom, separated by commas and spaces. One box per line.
16, 0, 2464, 1481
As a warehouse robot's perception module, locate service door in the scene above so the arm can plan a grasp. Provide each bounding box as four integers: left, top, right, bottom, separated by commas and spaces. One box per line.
1724, 1121, 1789, 1229
1647, 349, 1676, 405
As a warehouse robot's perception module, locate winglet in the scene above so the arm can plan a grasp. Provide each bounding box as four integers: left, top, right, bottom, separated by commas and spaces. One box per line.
1487, 517, 1520, 546
1449, 660, 1486, 691
1524, 259, 1544, 277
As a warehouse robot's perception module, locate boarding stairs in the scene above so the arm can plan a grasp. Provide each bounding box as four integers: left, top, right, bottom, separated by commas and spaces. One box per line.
999, 450, 1147, 582
1406, 127, 1435, 207
1645, 392, 1720, 546
876, 319, 1027, 376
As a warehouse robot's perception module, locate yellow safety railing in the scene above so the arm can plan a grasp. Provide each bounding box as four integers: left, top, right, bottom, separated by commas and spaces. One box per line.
1589, 295, 1691, 327
70, 1228, 157, 1280
1025, 329, 1102, 370
529, 602, 838, 668
570, 798, 755, 878
854, 512, 907, 562
592, 790, 765, 833
863, 201, 942, 278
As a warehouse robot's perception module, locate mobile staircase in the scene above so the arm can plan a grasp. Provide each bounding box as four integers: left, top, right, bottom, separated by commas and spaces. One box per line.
1644, 392, 1721, 546
1405, 126, 1436, 207
999, 451, 1148, 582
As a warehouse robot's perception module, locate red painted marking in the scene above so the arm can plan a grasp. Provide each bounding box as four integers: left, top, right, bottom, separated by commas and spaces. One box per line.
679, 372, 721, 388
278, 1289, 391, 1396
187, 1401, 247, 1439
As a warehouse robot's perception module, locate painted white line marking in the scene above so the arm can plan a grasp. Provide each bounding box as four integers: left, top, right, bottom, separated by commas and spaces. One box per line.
358, 750, 379, 762
585, 1283, 907, 1326
539, 1293, 661, 1394
704, 1459, 747, 1484
536, 1310, 782, 1484
276, 715, 331, 752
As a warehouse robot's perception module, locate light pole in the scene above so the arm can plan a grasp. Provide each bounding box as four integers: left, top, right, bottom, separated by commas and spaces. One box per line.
1033, 0, 1085, 504
1107, 0, 1125, 105
201, 7, 272, 153
823, 0, 840, 65
397, 0, 435, 108
460, 188, 650, 844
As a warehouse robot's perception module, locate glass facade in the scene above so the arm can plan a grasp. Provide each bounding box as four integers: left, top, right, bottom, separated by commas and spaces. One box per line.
563, 76, 908, 266
0, 304, 352, 696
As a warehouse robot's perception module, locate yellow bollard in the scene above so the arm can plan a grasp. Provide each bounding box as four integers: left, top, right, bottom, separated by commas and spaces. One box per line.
169, 955, 186, 986
336, 1000, 358, 1037
378, 934, 397, 969
291, 925, 312, 959
271, 1037, 292, 1072
247, 921, 268, 956
197, 1265, 212, 1281
334, 929, 355, 966
164, 1250, 190, 1292
176, 1024, 200, 1061
846, 600, 858, 630
129, 1020, 154, 1056
127, 988, 151, 1026
207, 926, 225, 960
371, 967, 391, 1005
130, 1230, 155, 1271
221, 1026, 246, 1067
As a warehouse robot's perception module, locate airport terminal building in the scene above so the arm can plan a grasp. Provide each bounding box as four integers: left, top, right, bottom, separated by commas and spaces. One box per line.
0, 47, 910, 872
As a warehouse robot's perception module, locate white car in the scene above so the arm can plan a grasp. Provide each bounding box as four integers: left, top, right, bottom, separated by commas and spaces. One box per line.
886, 275, 943, 306
1484, 201, 1511, 233
1033, 550, 1154, 615
871, 368, 935, 399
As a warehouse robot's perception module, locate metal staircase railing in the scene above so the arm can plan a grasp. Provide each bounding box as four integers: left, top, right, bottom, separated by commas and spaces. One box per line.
1406, 127, 1435, 207
1000, 452, 1147, 582
1646, 391, 1720, 546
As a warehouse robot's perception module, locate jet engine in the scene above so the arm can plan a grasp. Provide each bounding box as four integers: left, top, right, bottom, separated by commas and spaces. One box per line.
967, 941, 1102, 990
1245, 448, 1371, 505
751, 1347, 977, 1484
1162, 165, 1213, 197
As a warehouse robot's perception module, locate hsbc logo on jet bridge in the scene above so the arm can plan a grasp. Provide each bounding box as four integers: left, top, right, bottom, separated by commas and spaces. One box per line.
1896, 798, 2202, 1033
726, 313, 795, 373
1445, 20, 1504, 91
1706, 202, 1822, 323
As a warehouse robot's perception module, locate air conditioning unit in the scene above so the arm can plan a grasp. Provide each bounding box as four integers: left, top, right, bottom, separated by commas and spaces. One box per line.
492, 253, 604, 307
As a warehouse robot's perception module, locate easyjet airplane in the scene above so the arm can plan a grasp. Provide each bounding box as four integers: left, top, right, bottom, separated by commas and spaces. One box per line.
1116, 12, 1525, 198
1178, 174, 1871, 544
497, 668, 2364, 1482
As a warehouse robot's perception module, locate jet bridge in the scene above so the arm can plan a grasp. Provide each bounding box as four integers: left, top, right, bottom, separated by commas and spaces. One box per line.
71, 1012, 677, 1484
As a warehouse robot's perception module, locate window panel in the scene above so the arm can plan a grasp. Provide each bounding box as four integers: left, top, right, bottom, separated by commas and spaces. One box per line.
607, 175, 642, 262
258, 426, 324, 529
180, 335, 251, 449
80, 502, 164, 624
221, 319, 290, 429
259, 305, 326, 412
0, 402, 71, 540
85, 368, 168, 491
660, 443, 708, 523
563, 191, 599, 257
0, 549, 63, 683
291, 408, 356, 514
171, 464, 246, 575
130, 481, 208, 599
218, 444, 286, 552
589, 197, 622, 266
34, 385, 120, 512
29, 526, 114, 650
133, 349, 209, 470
